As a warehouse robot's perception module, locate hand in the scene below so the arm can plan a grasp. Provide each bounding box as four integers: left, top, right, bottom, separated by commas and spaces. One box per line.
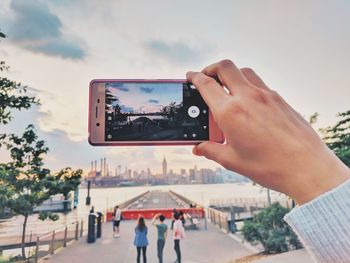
187, 60, 350, 204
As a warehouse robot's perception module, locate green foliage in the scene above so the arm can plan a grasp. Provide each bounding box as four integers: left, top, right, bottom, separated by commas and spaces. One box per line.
47, 167, 82, 198
322, 110, 350, 167
0, 125, 50, 216
242, 203, 302, 253
39, 211, 59, 221
0, 255, 15, 263
0, 61, 39, 126
0, 32, 82, 258
0, 126, 82, 217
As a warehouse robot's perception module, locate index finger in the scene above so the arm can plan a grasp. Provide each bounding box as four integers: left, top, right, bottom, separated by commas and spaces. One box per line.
186, 71, 228, 112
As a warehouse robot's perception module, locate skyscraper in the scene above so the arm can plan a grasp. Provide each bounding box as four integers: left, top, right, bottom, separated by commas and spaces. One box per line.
162, 156, 167, 177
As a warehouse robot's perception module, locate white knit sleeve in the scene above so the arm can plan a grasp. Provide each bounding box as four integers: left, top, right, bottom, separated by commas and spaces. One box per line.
284, 179, 350, 263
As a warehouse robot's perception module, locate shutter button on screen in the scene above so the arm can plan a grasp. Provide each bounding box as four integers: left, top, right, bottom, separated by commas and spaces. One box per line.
188, 106, 200, 118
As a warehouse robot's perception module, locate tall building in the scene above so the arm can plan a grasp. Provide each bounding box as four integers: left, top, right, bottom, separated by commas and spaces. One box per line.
162, 156, 167, 177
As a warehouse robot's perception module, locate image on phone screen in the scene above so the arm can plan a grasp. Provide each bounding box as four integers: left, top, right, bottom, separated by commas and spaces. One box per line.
104, 82, 209, 141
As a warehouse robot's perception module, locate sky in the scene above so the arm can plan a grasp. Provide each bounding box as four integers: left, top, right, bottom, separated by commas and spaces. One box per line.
0, 0, 349, 175
107, 83, 182, 113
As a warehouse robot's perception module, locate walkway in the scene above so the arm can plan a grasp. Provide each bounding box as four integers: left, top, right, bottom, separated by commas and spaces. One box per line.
128, 191, 182, 210
48, 220, 251, 263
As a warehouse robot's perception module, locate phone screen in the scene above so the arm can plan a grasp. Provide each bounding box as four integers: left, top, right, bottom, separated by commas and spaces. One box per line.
104, 82, 209, 141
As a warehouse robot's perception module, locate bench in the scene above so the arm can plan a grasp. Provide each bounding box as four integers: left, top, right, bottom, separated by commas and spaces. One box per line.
184, 213, 200, 230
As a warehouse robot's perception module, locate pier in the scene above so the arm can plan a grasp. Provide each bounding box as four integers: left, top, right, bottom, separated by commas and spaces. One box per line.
46, 190, 252, 263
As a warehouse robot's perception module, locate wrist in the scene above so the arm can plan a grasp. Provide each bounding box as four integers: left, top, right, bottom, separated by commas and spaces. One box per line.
290, 148, 350, 205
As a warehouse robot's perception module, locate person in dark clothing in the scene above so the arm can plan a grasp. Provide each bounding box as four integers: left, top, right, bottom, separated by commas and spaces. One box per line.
151, 213, 168, 263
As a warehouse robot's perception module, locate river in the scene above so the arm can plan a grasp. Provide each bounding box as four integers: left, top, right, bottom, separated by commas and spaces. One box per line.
0, 183, 287, 241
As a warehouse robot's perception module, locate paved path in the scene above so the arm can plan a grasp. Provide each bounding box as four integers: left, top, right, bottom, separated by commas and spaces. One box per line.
47, 220, 251, 263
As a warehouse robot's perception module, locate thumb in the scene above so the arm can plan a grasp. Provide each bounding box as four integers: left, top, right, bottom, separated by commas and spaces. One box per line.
193, 142, 236, 169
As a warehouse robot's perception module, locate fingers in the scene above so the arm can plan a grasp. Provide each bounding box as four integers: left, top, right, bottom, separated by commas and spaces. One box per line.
193, 141, 237, 170
201, 59, 250, 95
240, 68, 270, 91
186, 71, 228, 112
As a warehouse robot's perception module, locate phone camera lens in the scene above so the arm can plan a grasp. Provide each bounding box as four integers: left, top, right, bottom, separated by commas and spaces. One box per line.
96, 123, 100, 126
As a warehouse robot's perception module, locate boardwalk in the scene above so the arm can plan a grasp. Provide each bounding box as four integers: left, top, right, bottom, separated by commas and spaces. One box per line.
127, 191, 186, 210
47, 220, 251, 263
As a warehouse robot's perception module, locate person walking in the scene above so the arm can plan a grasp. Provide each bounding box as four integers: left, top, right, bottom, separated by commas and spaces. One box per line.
151, 213, 168, 263
134, 216, 148, 263
173, 212, 185, 263
113, 205, 122, 237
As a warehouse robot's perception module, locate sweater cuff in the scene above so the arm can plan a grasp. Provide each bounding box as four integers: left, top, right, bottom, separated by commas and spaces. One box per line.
284, 179, 350, 263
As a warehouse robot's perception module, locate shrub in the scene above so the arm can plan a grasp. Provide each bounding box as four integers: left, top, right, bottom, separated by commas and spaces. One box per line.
242, 202, 302, 253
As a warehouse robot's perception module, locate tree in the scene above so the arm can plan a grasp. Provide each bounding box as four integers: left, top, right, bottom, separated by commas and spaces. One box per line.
322, 110, 350, 167
0, 31, 82, 259
46, 167, 82, 212
0, 126, 82, 259
105, 88, 118, 110
1, 125, 53, 258
242, 203, 302, 253
0, 62, 39, 126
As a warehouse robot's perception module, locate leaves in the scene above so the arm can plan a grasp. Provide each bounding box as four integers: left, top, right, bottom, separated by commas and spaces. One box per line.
322, 110, 350, 167
242, 203, 302, 253
0, 62, 39, 125
0, 125, 82, 218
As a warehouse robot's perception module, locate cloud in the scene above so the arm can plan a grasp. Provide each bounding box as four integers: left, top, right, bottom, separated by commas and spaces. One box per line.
6, 0, 85, 59
148, 99, 159, 104
26, 39, 85, 59
144, 40, 207, 64
139, 87, 154, 93
120, 105, 133, 112
108, 83, 129, 92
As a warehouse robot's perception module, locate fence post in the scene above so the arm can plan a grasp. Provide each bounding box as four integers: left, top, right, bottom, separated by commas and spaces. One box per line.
27, 231, 33, 261
50, 230, 55, 255
75, 221, 79, 240
63, 226, 68, 247
225, 216, 229, 233
34, 236, 39, 263
80, 220, 84, 237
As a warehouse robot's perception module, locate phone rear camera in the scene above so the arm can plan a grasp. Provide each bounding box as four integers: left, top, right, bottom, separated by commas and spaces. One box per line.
96, 123, 100, 126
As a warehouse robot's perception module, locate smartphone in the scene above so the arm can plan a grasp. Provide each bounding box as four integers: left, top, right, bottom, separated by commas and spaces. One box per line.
88, 79, 224, 146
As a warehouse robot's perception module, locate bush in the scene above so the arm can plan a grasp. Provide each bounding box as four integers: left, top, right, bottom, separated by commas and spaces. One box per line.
242, 202, 302, 253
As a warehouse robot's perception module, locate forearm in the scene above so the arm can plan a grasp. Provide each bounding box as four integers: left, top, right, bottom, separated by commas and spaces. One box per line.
284, 179, 350, 263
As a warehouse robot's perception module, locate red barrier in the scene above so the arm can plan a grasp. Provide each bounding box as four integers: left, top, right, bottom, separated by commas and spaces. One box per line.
106, 208, 204, 221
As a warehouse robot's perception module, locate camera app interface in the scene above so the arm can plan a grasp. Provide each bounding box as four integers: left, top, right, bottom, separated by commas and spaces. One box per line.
104, 82, 209, 141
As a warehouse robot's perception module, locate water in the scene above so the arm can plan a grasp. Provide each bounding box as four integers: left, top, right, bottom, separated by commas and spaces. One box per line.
0, 183, 286, 240
78, 182, 286, 212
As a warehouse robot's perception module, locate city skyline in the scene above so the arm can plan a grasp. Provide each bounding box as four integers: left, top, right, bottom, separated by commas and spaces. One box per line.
84, 155, 248, 188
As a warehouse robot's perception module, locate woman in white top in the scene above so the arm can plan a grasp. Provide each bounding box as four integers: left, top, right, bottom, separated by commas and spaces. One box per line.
173, 212, 185, 263
113, 205, 122, 237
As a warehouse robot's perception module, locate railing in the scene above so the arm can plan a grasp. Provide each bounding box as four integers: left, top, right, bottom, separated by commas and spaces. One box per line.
0, 220, 85, 263
208, 207, 230, 233
209, 197, 291, 209
169, 191, 202, 208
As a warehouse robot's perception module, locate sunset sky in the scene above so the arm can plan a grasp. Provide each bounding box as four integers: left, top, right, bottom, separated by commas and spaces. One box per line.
107, 82, 182, 113
0, 0, 349, 175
